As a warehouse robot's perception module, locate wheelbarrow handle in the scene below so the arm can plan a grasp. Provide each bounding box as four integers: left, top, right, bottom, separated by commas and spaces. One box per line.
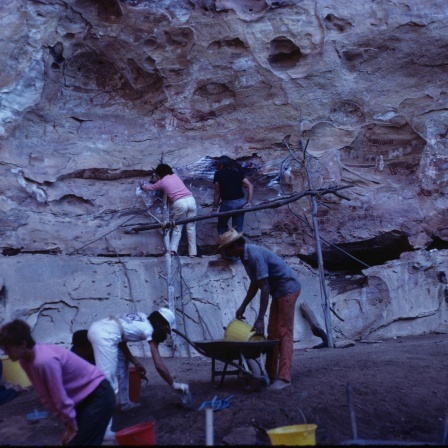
172, 328, 208, 357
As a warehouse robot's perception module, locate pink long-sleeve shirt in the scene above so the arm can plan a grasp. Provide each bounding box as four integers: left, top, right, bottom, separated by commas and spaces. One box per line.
20, 344, 106, 426
141, 173, 193, 203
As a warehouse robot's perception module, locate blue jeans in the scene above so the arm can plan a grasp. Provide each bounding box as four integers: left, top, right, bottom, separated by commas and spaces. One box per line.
217, 198, 247, 235
69, 379, 115, 446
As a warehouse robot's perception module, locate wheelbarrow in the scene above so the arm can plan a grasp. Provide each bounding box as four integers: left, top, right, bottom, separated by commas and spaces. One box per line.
173, 328, 278, 391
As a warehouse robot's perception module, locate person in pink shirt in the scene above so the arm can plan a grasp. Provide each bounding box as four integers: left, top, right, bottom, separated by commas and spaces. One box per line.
0, 319, 115, 446
140, 163, 197, 256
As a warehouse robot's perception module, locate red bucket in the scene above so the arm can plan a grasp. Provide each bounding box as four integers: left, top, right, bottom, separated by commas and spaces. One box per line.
129, 367, 141, 402
115, 422, 156, 446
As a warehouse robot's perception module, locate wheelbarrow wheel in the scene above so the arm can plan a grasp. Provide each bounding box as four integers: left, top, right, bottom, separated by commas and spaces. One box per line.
239, 359, 263, 392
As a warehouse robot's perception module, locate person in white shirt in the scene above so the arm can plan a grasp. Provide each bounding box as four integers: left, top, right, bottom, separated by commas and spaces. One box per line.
88, 307, 189, 440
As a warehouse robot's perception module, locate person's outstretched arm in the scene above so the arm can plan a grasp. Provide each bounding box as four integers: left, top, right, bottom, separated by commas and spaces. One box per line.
236, 281, 259, 319
252, 278, 270, 335
149, 341, 188, 393
148, 340, 173, 385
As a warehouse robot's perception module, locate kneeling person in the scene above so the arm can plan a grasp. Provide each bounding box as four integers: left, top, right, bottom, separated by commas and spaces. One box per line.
0, 319, 115, 446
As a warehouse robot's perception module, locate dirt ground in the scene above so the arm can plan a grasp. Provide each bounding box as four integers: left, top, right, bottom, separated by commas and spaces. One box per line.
1, 333, 447, 446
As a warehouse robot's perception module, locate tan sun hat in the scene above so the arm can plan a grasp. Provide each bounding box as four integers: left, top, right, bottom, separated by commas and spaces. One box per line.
218, 228, 244, 251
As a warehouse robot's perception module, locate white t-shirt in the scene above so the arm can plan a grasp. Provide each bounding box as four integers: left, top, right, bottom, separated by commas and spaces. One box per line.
118, 312, 154, 342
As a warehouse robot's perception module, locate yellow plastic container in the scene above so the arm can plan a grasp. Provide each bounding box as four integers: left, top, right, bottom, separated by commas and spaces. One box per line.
1, 356, 32, 388
267, 424, 317, 446
224, 319, 265, 342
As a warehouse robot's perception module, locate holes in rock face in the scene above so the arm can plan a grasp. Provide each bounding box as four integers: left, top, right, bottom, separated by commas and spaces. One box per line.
324, 14, 352, 32
193, 0, 216, 12
96, 0, 123, 20
143, 38, 158, 51
207, 38, 247, 53
64, 52, 122, 91
126, 58, 163, 90
2, 248, 61, 256
143, 56, 156, 71
342, 48, 365, 63
268, 37, 302, 70
195, 82, 229, 97
329, 100, 365, 127
49, 42, 65, 64
2, 247, 22, 256
298, 231, 414, 274
164, 27, 194, 48
194, 82, 235, 110
54, 194, 95, 214
61, 168, 150, 180
0, 283, 5, 304
427, 236, 448, 251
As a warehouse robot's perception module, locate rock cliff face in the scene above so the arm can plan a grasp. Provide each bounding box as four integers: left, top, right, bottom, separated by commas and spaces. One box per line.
0, 0, 447, 350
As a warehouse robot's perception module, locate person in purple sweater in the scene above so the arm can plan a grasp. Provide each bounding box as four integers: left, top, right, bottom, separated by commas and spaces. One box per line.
140, 163, 198, 256
0, 319, 115, 446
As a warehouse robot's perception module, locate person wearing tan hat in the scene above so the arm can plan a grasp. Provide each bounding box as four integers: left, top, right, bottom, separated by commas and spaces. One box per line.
218, 228, 301, 390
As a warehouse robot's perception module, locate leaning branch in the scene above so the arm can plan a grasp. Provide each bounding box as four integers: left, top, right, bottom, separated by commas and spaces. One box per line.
124, 185, 353, 233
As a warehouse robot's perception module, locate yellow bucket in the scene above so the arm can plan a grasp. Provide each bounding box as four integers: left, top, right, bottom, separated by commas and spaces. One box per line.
1, 356, 32, 388
224, 319, 265, 342
267, 424, 317, 446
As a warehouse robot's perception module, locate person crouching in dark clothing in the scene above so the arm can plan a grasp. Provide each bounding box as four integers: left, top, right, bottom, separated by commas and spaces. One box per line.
71, 330, 95, 365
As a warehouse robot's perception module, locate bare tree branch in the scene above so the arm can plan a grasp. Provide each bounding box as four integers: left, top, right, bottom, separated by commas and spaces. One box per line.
124, 185, 353, 233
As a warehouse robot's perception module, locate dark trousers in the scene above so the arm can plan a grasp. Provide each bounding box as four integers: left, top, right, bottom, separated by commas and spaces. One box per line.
217, 197, 247, 234
69, 379, 115, 446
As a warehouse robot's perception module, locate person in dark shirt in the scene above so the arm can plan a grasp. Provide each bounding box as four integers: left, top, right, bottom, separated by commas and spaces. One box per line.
212, 156, 254, 235
70, 330, 95, 365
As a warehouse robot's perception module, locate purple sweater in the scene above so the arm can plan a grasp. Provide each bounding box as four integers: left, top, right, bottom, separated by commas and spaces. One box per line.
20, 344, 106, 426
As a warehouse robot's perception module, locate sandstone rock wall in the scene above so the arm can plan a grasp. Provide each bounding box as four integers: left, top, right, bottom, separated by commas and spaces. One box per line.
0, 250, 446, 355
0, 0, 447, 351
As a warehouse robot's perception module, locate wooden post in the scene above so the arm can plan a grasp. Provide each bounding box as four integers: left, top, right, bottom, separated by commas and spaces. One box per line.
299, 138, 335, 348
161, 192, 178, 354
310, 194, 334, 347
281, 138, 336, 346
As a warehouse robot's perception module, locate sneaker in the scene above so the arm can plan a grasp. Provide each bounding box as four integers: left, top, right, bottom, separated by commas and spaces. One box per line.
103, 430, 116, 442
120, 401, 141, 412
268, 380, 291, 390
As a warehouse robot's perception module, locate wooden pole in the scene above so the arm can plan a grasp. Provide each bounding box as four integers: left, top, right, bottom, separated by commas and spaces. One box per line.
297, 138, 335, 347
125, 186, 352, 233
161, 192, 178, 354
310, 194, 334, 347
